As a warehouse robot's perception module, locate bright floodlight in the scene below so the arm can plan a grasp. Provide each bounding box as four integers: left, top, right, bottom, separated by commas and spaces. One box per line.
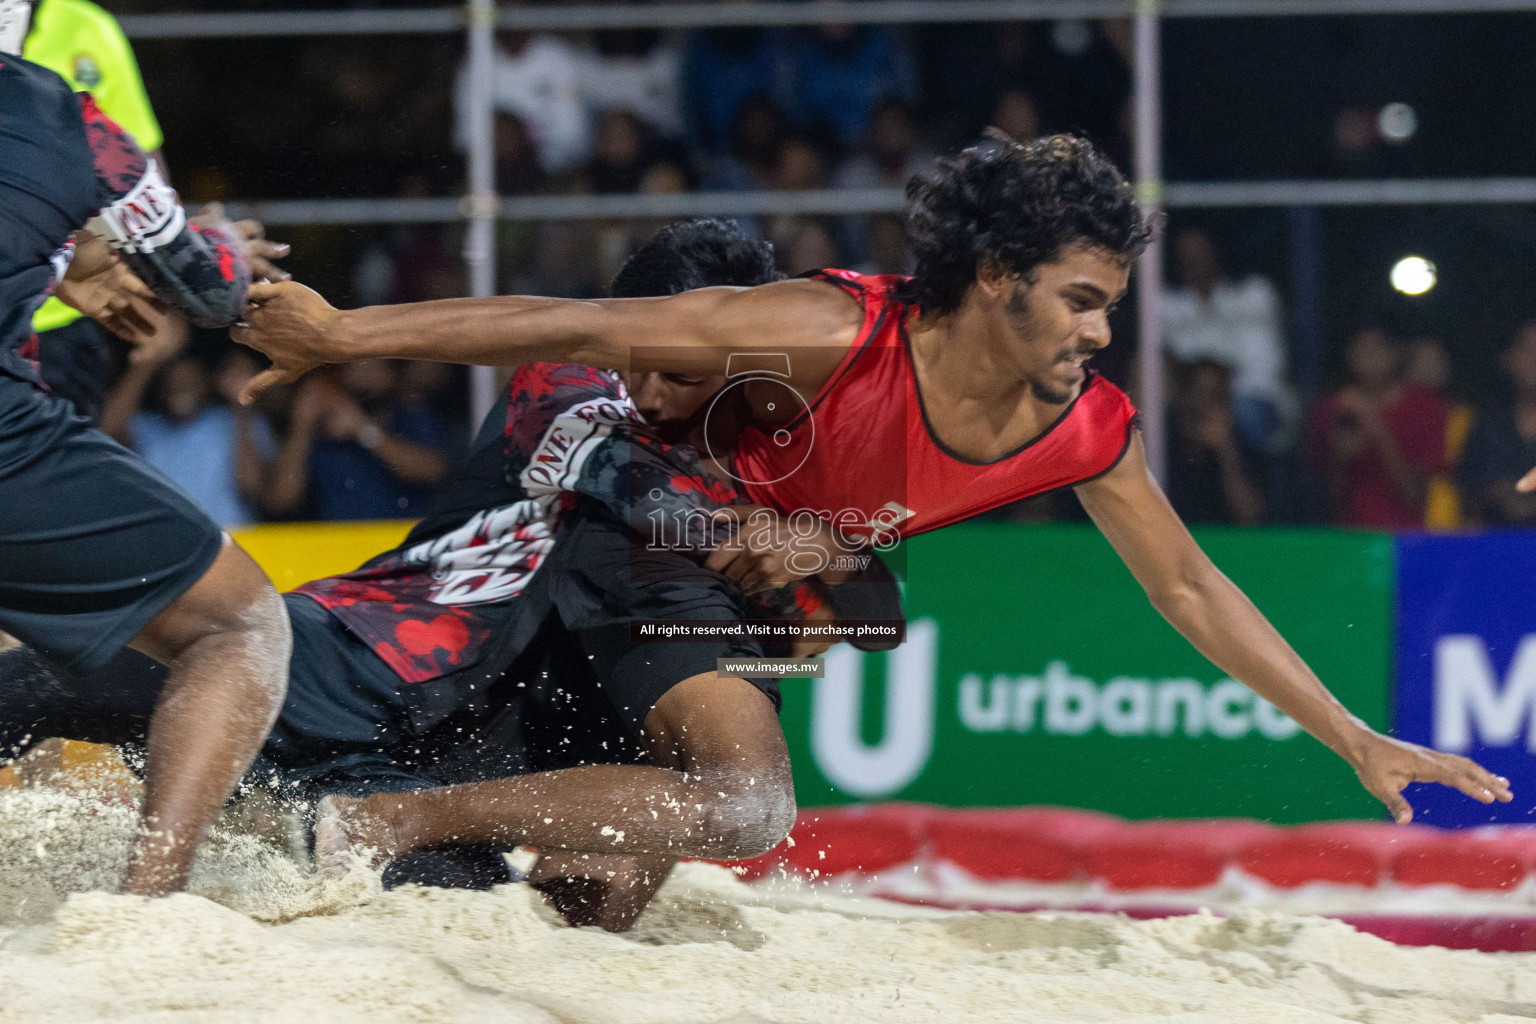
1391, 256, 1437, 296
1379, 102, 1418, 143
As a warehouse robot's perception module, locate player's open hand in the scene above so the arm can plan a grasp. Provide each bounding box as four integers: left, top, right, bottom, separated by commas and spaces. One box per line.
1347, 730, 1512, 824
231, 280, 343, 404
1517, 467, 1536, 493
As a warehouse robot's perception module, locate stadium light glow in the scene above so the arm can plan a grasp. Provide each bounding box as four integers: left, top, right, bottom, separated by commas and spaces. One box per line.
1390, 255, 1437, 296
1378, 102, 1418, 143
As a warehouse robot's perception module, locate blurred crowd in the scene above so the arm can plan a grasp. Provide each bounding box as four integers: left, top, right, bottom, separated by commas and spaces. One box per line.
1153, 223, 1536, 532
440, 14, 1123, 296
85, 3, 1536, 530
102, 323, 463, 527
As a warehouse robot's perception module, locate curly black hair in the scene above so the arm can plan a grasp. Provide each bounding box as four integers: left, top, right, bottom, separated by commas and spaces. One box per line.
898, 132, 1158, 316
611, 218, 784, 298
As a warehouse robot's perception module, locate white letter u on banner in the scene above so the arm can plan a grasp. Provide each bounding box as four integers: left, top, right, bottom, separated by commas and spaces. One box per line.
810, 618, 937, 799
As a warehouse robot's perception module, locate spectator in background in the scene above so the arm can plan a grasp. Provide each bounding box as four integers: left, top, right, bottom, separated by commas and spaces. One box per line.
640, 159, 691, 197
705, 95, 789, 194
763, 135, 832, 252
681, 24, 789, 158
514, 221, 602, 298
782, 219, 841, 276
774, 134, 829, 191
991, 87, 1043, 144
834, 98, 934, 190
912, 21, 1033, 149
834, 98, 932, 264
1161, 226, 1294, 455
854, 213, 910, 276
783, 13, 918, 148
1406, 335, 1474, 529
456, 32, 591, 175
353, 183, 461, 311
578, 28, 683, 139
1165, 359, 1266, 526
398, 359, 470, 462
1309, 327, 1448, 529
1457, 322, 1536, 527
265, 361, 450, 522
493, 111, 549, 196
1032, 19, 1131, 156
100, 327, 274, 529
580, 109, 657, 194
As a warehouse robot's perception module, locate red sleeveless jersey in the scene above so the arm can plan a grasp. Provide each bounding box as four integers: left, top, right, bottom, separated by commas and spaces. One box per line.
731, 269, 1140, 540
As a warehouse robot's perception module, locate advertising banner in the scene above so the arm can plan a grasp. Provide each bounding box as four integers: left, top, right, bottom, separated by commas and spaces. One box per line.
780, 524, 1393, 822
1395, 533, 1536, 826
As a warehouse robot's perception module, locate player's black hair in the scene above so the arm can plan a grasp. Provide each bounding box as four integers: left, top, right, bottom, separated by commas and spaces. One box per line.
898, 132, 1158, 316
610, 218, 784, 299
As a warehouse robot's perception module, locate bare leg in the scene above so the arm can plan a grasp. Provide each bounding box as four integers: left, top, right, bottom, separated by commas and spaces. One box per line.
319, 673, 793, 871
123, 538, 290, 895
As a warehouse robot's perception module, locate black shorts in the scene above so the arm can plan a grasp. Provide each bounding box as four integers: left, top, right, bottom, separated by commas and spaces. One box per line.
0, 592, 402, 763
36, 317, 111, 424
0, 510, 781, 794
536, 506, 781, 735
0, 375, 223, 673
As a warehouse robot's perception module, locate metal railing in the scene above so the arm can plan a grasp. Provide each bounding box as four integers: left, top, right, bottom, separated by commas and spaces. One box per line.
119, 0, 1536, 38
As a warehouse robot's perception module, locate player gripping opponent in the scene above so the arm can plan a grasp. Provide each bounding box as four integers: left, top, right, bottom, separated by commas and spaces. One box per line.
237, 131, 1512, 830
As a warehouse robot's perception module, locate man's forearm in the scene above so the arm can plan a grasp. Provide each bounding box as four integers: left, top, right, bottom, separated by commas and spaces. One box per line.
1154, 567, 1370, 760
332, 296, 617, 368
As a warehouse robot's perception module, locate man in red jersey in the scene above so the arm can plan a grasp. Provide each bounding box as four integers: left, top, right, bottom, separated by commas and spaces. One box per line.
235, 133, 1509, 866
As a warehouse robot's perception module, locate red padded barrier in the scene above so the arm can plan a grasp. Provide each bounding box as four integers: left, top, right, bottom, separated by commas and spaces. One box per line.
1236, 823, 1409, 888
1339, 914, 1536, 952
1392, 829, 1536, 891
779, 803, 933, 877
927, 807, 1122, 882
1086, 820, 1276, 891
723, 808, 1536, 896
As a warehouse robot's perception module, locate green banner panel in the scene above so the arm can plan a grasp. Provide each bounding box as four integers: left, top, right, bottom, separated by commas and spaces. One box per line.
779, 524, 1394, 822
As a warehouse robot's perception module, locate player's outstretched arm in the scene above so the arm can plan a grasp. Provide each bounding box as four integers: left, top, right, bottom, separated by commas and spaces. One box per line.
1075, 430, 1512, 824
231, 276, 860, 403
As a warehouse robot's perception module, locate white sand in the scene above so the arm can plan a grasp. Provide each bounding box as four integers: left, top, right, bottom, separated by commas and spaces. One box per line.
2, 788, 1536, 1024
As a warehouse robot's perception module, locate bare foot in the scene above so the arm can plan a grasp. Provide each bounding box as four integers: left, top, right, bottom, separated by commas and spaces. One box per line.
314, 794, 396, 879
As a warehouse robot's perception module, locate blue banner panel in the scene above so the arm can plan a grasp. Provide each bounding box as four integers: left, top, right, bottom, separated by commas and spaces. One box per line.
1396, 533, 1536, 826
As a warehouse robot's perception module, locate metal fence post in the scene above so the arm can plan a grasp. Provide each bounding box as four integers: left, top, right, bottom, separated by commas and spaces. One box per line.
465, 0, 500, 428
1133, 0, 1166, 482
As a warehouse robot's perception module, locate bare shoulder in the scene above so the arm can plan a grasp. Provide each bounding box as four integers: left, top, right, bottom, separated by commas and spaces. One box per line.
729, 279, 863, 395
710, 277, 866, 344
